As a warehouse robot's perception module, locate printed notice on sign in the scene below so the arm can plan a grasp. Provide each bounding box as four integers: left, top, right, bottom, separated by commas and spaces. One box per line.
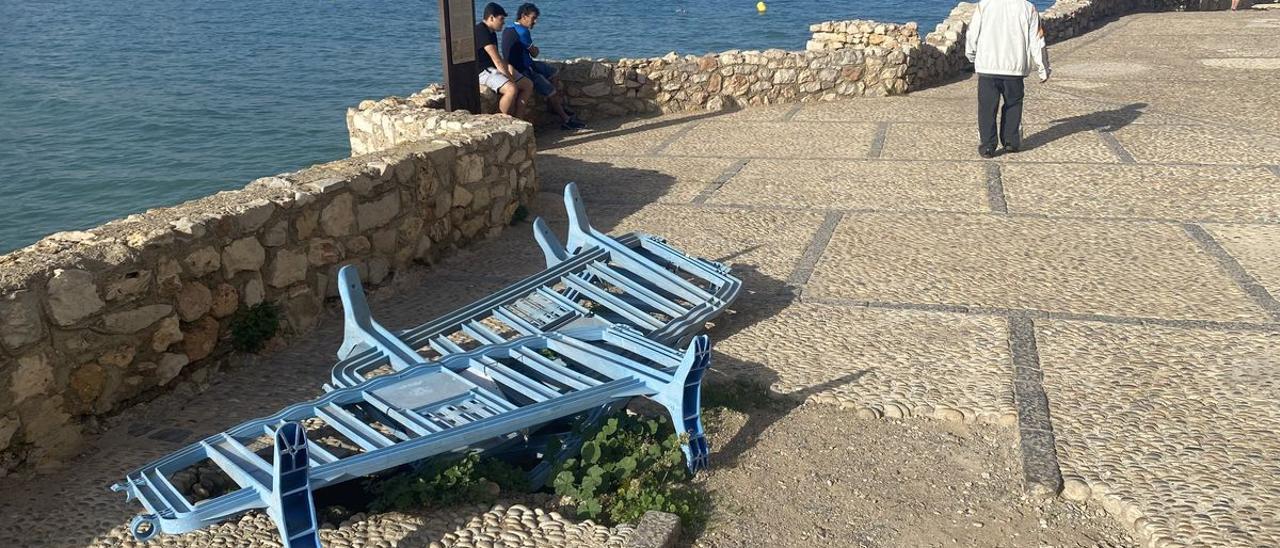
449, 0, 475, 64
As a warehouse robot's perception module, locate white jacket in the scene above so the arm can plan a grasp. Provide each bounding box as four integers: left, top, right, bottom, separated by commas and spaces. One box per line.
965, 0, 1050, 80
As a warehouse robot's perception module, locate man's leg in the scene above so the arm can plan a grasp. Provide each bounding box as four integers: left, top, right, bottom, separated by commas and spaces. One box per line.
977, 76, 1001, 154
514, 75, 534, 118
531, 72, 572, 124
533, 61, 573, 116
498, 82, 519, 115
481, 69, 516, 115
999, 77, 1025, 150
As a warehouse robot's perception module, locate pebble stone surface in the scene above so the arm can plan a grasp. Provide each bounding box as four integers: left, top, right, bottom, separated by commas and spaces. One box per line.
1037, 321, 1280, 547
2, 8, 1279, 548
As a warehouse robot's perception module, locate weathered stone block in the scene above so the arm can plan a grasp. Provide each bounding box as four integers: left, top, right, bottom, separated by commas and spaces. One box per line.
267, 247, 308, 288
103, 270, 152, 302
177, 282, 213, 322
235, 199, 276, 234
308, 239, 344, 267
182, 316, 220, 362
222, 237, 266, 277
156, 353, 189, 386
1, 290, 45, 351
101, 305, 172, 335
321, 194, 357, 237
11, 350, 53, 404
17, 395, 78, 458
241, 275, 264, 307
284, 288, 321, 333
183, 245, 220, 277
151, 315, 183, 352
98, 344, 136, 369
156, 258, 183, 295
372, 228, 398, 256
69, 362, 106, 410
345, 235, 372, 255
46, 269, 105, 326
211, 283, 240, 318
357, 192, 400, 232
0, 415, 17, 452
296, 209, 319, 240
262, 219, 288, 247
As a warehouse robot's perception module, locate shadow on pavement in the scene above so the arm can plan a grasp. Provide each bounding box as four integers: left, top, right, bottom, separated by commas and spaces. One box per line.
1024, 101, 1147, 149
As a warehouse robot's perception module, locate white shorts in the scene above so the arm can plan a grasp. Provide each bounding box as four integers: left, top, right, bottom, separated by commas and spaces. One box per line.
479, 67, 512, 91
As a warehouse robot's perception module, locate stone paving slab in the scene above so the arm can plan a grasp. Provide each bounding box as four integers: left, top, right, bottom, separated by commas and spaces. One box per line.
1053, 46, 1280, 81
805, 212, 1270, 322
881, 123, 1120, 163
711, 302, 1017, 423
1001, 163, 1280, 222
660, 121, 880, 159
1112, 11, 1280, 35
1206, 223, 1280, 297
1063, 33, 1280, 60
538, 111, 715, 157
536, 154, 735, 205
420, 202, 827, 294
706, 158, 990, 213
1037, 320, 1280, 547
602, 204, 829, 291
793, 97, 1186, 126
1109, 125, 1280, 165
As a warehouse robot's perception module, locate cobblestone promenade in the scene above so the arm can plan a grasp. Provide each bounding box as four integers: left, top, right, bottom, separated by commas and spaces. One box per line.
1, 8, 1277, 548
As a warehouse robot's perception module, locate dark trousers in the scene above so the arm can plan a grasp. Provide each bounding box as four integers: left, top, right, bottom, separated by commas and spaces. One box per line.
977, 75, 1025, 151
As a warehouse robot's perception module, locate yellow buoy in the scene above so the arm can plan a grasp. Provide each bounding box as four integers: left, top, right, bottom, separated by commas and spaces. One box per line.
757, 1, 767, 13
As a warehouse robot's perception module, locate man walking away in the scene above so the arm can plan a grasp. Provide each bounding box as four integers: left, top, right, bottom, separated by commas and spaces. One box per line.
502, 3, 585, 130
476, 3, 532, 118
965, 0, 1051, 158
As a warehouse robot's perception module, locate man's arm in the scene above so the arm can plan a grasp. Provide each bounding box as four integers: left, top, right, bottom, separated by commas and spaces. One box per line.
500, 27, 521, 66
965, 4, 982, 63
484, 44, 517, 79
1028, 8, 1050, 81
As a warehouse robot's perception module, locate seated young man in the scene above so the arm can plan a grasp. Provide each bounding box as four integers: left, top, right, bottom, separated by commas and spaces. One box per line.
501, 3, 584, 129
476, 2, 533, 117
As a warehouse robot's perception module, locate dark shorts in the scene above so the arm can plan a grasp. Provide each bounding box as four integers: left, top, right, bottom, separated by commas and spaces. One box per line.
528, 61, 557, 96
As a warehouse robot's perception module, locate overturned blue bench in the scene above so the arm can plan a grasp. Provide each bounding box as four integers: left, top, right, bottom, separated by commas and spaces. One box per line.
113, 183, 741, 547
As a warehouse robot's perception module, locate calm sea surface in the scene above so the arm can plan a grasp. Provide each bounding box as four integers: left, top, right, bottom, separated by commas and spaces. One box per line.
0, 0, 1048, 254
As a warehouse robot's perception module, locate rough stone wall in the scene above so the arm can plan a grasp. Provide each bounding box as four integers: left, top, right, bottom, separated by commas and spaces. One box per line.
0, 116, 535, 474
806, 20, 923, 52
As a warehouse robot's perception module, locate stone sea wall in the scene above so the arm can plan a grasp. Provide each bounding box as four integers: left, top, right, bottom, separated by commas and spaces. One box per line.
0, 115, 535, 473
350, 43, 908, 141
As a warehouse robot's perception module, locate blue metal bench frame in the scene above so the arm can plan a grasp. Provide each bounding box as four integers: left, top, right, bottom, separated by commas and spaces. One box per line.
332, 183, 740, 389
113, 182, 738, 547
113, 327, 710, 546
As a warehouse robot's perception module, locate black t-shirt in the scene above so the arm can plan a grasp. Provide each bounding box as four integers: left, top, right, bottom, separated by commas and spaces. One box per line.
475, 22, 497, 70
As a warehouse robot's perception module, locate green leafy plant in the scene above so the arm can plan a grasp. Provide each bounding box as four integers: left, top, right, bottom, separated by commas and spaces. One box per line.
229, 301, 280, 353
366, 453, 528, 512
551, 414, 709, 528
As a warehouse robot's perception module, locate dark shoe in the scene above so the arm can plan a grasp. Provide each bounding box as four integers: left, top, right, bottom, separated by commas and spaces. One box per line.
1001, 145, 1020, 154
979, 147, 997, 159
561, 119, 587, 130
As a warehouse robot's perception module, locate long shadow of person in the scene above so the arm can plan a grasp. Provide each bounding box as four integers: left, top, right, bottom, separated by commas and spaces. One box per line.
1022, 102, 1147, 149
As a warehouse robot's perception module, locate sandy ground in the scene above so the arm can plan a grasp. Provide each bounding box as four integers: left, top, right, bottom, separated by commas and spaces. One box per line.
688, 402, 1134, 548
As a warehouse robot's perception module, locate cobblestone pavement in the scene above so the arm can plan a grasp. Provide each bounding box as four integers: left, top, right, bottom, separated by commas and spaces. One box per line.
0, 8, 1276, 548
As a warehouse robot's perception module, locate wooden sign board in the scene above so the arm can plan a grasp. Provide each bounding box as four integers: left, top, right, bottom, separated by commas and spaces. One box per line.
439, 0, 480, 113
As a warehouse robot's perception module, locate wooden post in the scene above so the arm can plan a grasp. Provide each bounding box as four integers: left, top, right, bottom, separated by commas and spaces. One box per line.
439, 0, 481, 113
